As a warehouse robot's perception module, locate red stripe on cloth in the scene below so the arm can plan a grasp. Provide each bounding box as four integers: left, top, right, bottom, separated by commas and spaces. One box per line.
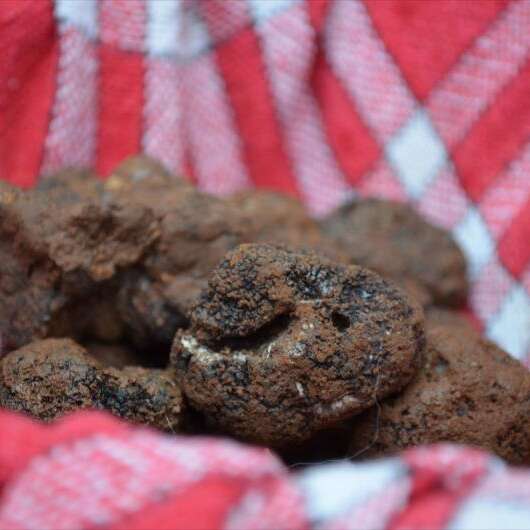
307, 0, 331, 32
364, 0, 507, 101
391, 491, 461, 530
0, 0, 57, 188
312, 55, 380, 186
391, 446, 489, 530
108, 478, 247, 530
0, 410, 128, 485
498, 196, 530, 278
215, 27, 299, 196
453, 56, 530, 202
97, 46, 145, 176
182, 128, 197, 186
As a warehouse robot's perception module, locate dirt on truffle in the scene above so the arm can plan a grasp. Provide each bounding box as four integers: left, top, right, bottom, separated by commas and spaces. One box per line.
0, 338, 184, 432
0, 178, 159, 353
171, 243, 425, 447
348, 324, 530, 465
321, 199, 468, 307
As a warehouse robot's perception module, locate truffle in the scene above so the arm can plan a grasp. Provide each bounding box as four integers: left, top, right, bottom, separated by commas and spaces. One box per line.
321, 199, 468, 307
348, 324, 530, 465
172, 243, 424, 447
0, 338, 184, 432
0, 180, 158, 352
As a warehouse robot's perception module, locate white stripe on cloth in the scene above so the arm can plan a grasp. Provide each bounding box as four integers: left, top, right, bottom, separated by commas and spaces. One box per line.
296, 458, 407, 527
256, 2, 349, 216
40, 26, 98, 176
145, 0, 181, 57
146, 0, 211, 60
449, 466, 530, 530
449, 500, 530, 530
143, 59, 186, 176
55, 0, 98, 39
181, 53, 251, 194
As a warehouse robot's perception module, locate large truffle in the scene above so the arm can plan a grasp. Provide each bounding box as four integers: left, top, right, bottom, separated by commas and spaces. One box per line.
0, 338, 184, 432
171, 243, 424, 447
321, 199, 468, 307
348, 324, 530, 465
0, 179, 159, 352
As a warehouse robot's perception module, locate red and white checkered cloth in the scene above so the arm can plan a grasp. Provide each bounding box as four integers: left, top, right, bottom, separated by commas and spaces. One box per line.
0, 1, 529, 527
0, 410, 529, 530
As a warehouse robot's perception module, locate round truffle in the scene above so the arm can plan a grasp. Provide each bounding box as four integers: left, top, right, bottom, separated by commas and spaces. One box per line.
0, 338, 184, 432
348, 325, 530, 465
171, 243, 424, 447
321, 199, 468, 307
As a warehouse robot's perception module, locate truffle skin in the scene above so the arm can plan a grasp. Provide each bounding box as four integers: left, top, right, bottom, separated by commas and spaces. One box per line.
0, 179, 159, 352
229, 190, 348, 263
348, 325, 530, 465
321, 199, 468, 307
171, 243, 425, 447
0, 338, 183, 432
105, 157, 252, 347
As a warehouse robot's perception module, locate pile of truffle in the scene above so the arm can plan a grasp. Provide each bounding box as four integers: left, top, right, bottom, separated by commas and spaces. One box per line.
1, 156, 528, 466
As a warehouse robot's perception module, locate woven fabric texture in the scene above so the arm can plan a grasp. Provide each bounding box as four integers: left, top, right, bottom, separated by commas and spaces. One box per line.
0, 410, 529, 530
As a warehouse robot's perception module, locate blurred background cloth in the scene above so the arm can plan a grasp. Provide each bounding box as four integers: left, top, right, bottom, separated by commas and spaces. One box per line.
0, 0, 529, 362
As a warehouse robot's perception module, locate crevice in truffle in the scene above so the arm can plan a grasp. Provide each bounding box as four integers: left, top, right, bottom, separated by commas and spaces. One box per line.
209, 313, 292, 355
